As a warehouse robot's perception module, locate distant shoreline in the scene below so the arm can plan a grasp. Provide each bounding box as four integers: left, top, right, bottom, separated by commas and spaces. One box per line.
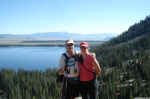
0, 40, 104, 47
0, 43, 65, 47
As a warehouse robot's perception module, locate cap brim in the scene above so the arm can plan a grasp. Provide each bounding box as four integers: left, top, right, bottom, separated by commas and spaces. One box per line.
67, 42, 74, 44
80, 45, 88, 48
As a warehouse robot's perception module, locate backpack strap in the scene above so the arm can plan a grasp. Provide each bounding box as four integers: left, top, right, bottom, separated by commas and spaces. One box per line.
63, 51, 77, 63
63, 53, 69, 64
63, 52, 77, 74
63, 53, 69, 73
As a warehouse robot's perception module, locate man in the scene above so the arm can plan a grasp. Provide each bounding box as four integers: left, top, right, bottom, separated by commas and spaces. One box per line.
57, 39, 80, 99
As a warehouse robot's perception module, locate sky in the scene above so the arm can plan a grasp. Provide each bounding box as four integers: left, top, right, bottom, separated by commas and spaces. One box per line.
0, 0, 150, 35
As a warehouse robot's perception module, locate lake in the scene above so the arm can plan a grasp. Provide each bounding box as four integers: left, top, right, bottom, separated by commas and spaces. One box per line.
0, 46, 79, 71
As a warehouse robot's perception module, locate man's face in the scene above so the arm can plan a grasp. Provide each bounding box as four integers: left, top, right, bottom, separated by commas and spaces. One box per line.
66, 43, 74, 51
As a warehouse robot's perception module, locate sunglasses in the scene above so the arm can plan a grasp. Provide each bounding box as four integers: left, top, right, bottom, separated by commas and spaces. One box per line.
67, 44, 74, 46
80, 46, 86, 49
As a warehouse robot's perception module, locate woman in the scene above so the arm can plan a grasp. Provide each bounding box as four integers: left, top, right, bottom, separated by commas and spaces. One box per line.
78, 41, 101, 99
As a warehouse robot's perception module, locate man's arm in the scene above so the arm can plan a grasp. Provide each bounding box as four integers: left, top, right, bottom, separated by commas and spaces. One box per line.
57, 55, 65, 75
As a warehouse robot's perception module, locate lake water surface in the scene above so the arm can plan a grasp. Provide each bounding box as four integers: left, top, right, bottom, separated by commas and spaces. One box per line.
0, 46, 79, 71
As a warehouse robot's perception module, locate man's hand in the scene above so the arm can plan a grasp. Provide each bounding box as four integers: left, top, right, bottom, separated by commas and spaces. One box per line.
58, 67, 65, 75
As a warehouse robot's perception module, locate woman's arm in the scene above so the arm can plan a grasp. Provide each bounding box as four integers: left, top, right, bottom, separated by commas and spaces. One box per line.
91, 53, 102, 77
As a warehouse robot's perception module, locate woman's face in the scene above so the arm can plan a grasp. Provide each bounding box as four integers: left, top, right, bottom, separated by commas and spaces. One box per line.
80, 46, 87, 53
66, 43, 74, 52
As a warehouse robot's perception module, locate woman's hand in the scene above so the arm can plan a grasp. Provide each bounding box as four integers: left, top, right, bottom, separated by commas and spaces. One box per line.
91, 53, 101, 77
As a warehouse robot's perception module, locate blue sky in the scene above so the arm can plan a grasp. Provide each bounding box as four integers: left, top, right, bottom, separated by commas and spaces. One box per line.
0, 0, 150, 34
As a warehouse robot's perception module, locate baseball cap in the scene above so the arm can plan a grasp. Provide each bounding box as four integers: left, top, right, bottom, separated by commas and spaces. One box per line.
80, 41, 88, 48
65, 39, 74, 45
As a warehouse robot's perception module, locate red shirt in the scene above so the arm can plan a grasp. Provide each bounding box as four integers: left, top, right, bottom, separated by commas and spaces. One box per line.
78, 53, 95, 81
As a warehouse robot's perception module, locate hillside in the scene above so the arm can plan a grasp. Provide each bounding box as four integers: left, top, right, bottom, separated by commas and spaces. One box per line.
108, 15, 150, 46
93, 15, 150, 67
92, 15, 150, 98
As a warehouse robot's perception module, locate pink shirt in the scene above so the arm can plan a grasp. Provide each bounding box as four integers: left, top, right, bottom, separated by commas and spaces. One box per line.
78, 53, 95, 81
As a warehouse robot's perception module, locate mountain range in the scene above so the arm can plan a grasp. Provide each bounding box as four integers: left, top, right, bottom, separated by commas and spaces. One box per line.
0, 32, 118, 41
